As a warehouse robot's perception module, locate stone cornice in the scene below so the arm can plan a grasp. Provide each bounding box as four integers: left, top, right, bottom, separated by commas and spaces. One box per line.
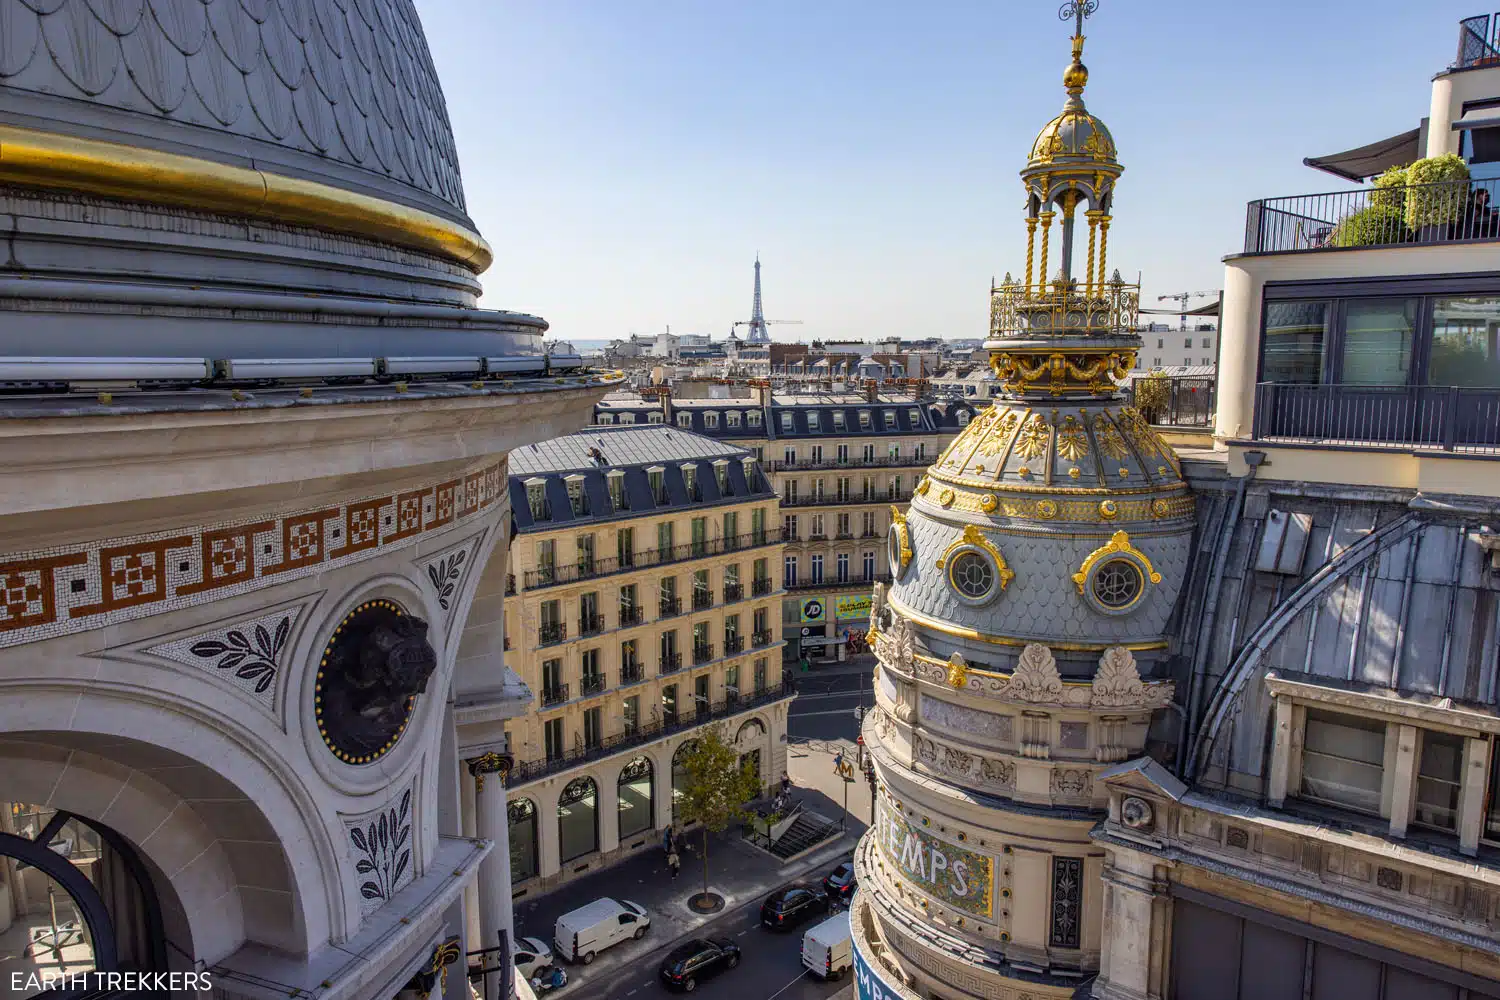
1265, 672, 1500, 737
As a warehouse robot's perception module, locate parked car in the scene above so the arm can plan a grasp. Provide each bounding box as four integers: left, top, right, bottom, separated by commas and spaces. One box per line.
512, 936, 554, 981
822, 861, 856, 902
759, 883, 829, 931
659, 937, 741, 992
801, 910, 853, 981
553, 897, 650, 964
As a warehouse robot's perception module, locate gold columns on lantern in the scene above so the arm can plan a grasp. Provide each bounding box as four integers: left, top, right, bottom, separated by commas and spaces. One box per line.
1025, 216, 1038, 292
1084, 209, 1102, 297
1096, 214, 1112, 289
1038, 211, 1054, 289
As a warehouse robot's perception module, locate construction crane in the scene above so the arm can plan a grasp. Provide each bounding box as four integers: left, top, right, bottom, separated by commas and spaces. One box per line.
1156, 291, 1218, 331
731, 318, 803, 338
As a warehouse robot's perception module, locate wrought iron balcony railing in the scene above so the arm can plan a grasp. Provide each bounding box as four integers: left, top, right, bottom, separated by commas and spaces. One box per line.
1243, 177, 1500, 255
578, 614, 605, 637
1251, 382, 1500, 455
752, 629, 776, 648
692, 591, 713, 612
520, 529, 784, 590
724, 635, 744, 654
786, 574, 891, 592
659, 596, 683, 619
659, 652, 682, 675
723, 583, 743, 603
768, 454, 930, 472
581, 674, 606, 697
621, 661, 644, 684
1125, 375, 1216, 428
781, 493, 910, 508
540, 683, 569, 708
508, 677, 798, 787
618, 606, 644, 628
693, 643, 715, 665
537, 622, 566, 646
752, 578, 773, 597
989, 276, 1140, 339
1455, 13, 1500, 69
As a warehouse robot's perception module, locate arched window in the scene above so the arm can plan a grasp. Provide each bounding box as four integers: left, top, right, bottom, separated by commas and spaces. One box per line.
508, 798, 538, 883
735, 719, 767, 791
557, 777, 599, 863
671, 740, 699, 823
1, 805, 168, 995
617, 757, 654, 841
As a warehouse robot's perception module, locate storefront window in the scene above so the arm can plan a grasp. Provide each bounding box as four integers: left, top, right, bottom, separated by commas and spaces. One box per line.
1340, 298, 1416, 386
1262, 302, 1329, 384
1430, 295, 1500, 387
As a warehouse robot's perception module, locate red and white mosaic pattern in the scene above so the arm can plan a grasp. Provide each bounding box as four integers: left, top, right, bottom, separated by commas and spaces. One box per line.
0, 463, 505, 651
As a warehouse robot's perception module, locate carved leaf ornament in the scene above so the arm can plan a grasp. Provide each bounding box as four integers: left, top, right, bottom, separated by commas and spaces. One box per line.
189, 615, 290, 693
350, 786, 413, 901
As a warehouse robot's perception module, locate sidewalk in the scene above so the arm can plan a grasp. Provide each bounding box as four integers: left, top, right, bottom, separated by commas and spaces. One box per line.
512, 822, 856, 991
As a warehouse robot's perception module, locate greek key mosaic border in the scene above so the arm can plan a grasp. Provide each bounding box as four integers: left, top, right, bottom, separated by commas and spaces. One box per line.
0, 463, 504, 650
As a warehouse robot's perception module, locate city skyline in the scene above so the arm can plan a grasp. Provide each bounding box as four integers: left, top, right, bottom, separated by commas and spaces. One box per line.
417, 0, 1454, 343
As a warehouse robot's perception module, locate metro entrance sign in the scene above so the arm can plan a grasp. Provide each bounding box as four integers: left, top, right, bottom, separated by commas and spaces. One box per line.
853, 931, 907, 1000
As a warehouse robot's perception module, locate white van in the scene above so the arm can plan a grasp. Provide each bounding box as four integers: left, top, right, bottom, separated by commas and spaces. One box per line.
553, 897, 651, 965
801, 910, 852, 981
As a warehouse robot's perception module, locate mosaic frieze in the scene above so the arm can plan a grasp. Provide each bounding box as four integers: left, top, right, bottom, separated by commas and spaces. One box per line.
876, 799, 994, 917
0, 463, 503, 650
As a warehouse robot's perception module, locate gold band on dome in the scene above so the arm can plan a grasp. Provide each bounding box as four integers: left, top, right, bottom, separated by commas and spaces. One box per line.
0, 125, 493, 273
886, 594, 1168, 652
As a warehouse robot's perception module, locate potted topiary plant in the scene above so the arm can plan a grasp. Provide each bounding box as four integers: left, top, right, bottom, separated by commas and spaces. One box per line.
1403, 153, 1470, 238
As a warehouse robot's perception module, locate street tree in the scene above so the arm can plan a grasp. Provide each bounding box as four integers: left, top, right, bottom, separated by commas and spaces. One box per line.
674, 724, 762, 902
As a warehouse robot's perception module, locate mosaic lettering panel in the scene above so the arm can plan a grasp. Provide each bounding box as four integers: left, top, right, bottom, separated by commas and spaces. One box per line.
876, 799, 993, 917
0, 464, 504, 650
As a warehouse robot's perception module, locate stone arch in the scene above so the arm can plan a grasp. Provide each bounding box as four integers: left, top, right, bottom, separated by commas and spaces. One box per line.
0, 684, 337, 963
556, 776, 598, 864
616, 756, 654, 841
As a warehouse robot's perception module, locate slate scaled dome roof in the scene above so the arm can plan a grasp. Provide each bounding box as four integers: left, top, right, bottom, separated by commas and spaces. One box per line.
0, 0, 470, 226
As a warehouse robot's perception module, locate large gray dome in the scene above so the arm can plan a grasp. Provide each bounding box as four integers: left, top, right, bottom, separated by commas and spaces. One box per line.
0, 0, 469, 225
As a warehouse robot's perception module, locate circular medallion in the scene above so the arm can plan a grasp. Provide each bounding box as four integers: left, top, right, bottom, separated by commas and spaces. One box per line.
315, 599, 438, 765
979, 493, 998, 513
1121, 796, 1154, 831
1151, 497, 1171, 518
1098, 499, 1118, 520
1036, 499, 1058, 519
938, 489, 955, 508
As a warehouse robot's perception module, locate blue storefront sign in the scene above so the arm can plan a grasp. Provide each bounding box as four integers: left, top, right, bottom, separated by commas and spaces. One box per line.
852, 930, 907, 1000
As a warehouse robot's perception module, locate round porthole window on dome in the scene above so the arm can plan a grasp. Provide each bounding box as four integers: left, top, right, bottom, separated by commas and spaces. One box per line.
1090, 558, 1145, 612
949, 551, 996, 602
887, 520, 912, 578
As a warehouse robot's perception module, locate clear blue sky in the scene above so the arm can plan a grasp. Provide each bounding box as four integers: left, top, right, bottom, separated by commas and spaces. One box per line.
415, 1, 1460, 343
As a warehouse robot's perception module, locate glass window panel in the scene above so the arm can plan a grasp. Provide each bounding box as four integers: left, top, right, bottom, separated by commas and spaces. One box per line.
1414, 730, 1464, 831
1340, 298, 1416, 386
1262, 301, 1329, 384
1430, 296, 1500, 387
1487, 742, 1500, 841
1299, 708, 1385, 815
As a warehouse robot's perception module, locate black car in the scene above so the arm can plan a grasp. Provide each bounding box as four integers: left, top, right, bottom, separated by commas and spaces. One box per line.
759, 883, 829, 931
659, 937, 741, 992
823, 861, 856, 902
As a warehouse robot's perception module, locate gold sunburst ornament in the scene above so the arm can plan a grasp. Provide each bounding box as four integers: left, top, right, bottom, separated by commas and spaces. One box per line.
1071, 530, 1162, 595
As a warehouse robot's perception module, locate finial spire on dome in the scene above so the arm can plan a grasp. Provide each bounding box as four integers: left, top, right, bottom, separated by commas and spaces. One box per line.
1059, 0, 1097, 104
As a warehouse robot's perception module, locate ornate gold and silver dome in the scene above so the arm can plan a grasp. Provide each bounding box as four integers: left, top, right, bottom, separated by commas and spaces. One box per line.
853, 6, 1189, 998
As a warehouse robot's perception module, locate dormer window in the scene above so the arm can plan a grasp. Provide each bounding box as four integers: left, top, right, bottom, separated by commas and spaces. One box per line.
742, 458, 757, 488
780, 413, 794, 431
727, 411, 742, 428
647, 411, 663, 424
565, 475, 588, 516
714, 460, 731, 495
621, 412, 636, 424
957, 410, 971, 427
883, 410, 897, 429
677, 412, 692, 428
526, 479, 549, 520
748, 411, 762, 427
908, 408, 920, 424
808, 412, 821, 431
705, 411, 719, 429
648, 467, 666, 505
682, 464, 700, 501
607, 471, 627, 511
832, 411, 845, 430
859, 410, 872, 429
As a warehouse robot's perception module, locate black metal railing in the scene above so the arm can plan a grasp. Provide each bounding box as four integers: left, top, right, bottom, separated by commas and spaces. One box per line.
621, 660, 644, 683
1252, 382, 1500, 455
1126, 375, 1217, 428
1244, 177, 1500, 254
660, 652, 682, 674
1456, 13, 1500, 69
693, 643, 715, 665
659, 596, 682, 618
860, 530, 880, 539
538, 622, 566, 646
541, 683, 569, 707
782, 492, 911, 508
723, 582, 743, 603
619, 605, 643, 627
692, 591, 713, 612
807, 533, 827, 542
752, 578, 773, 597
520, 529, 784, 589
768, 454, 930, 472
724, 635, 744, 654
508, 676, 797, 787
578, 614, 605, 637
581, 673, 606, 697
786, 574, 891, 592
753, 628, 776, 647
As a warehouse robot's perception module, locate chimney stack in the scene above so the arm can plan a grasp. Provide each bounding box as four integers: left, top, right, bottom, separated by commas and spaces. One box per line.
863, 378, 879, 404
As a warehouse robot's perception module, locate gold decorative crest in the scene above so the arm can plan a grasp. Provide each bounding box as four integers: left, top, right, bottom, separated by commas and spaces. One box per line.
1071, 530, 1162, 595
935, 525, 1015, 590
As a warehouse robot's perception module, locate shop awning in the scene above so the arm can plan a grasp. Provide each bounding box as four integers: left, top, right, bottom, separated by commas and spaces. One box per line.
1303, 128, 1421, 182
1452, 107, 1500, 131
